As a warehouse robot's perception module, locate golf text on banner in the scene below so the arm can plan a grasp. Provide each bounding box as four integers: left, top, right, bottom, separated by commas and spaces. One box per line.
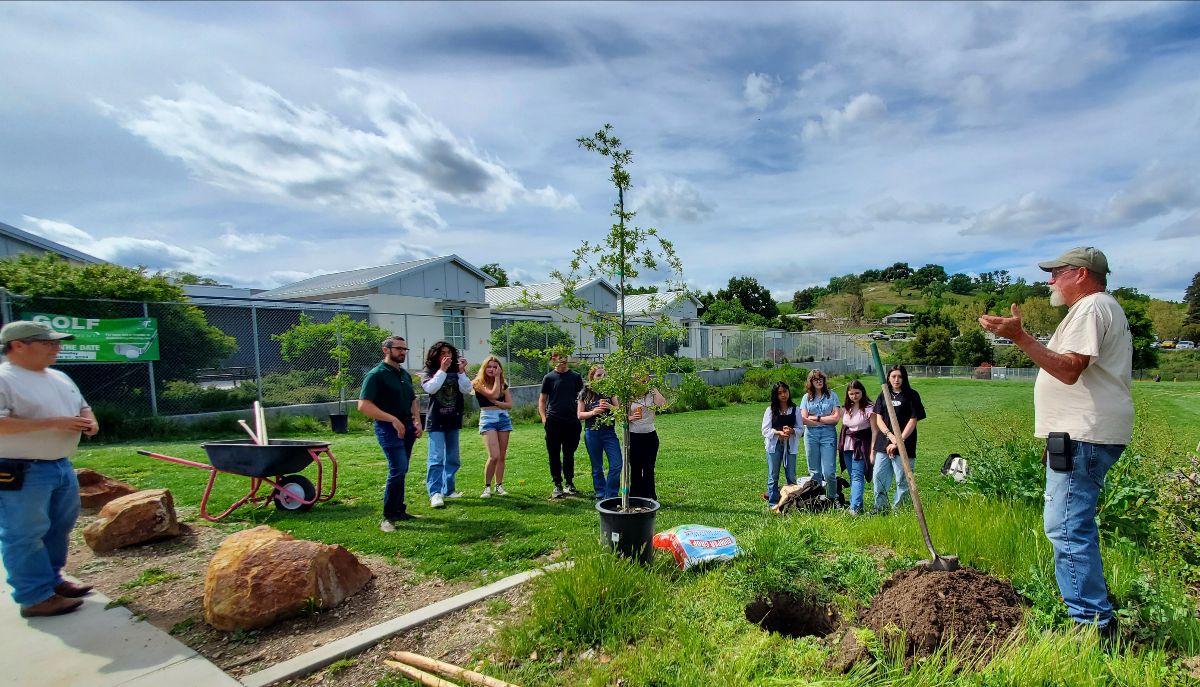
20, 313, 160, 362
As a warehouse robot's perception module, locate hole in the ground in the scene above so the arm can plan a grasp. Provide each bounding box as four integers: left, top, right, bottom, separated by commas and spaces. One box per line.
744, 592, 839, 639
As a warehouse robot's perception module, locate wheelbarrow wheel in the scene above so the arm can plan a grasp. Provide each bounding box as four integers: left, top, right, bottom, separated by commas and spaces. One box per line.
273, 475, 316, 512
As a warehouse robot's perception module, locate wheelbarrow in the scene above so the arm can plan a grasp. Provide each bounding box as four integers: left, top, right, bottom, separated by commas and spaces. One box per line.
137, 439, 338, 522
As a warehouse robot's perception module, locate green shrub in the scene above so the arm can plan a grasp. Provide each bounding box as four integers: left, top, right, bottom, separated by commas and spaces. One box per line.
669, 356, 696, 373
957, 410, 1045, 503
673, 373, 713, 412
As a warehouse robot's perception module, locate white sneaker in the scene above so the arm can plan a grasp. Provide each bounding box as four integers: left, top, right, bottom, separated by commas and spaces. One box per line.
494, 484, 507, 496
430, 493, 445, 508
481, 486, 492, 498
379, 519, 396, 532
446, 491, 465, 499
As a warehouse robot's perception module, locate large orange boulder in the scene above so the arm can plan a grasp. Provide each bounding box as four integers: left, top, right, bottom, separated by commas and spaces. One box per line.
76, 468, 137, 509
82, 489, 182, 554
203, 525, 373, 631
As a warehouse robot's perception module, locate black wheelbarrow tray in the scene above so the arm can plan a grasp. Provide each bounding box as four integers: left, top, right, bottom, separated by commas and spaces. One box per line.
137, 439, 338, 522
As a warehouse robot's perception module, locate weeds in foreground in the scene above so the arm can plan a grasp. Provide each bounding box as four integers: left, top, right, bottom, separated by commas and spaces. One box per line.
120, 566, 180, 590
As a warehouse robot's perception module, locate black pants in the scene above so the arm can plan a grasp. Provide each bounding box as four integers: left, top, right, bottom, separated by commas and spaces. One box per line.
544, 417, 581, 485
628, 430, 659, 500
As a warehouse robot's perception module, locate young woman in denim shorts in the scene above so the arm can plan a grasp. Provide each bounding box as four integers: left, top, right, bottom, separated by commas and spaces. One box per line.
473, 356, 513, 497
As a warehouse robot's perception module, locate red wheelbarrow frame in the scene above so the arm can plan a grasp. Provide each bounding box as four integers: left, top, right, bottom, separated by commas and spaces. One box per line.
136, 446, 338, 522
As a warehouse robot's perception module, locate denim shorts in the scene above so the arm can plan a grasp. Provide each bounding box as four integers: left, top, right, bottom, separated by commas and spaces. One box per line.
479, 410, 513, 433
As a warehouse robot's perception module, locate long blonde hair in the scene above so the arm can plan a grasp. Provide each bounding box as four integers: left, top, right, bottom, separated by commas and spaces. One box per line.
471, 355, 507, 394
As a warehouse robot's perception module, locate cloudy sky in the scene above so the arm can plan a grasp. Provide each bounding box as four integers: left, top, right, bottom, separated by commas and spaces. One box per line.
2, 2, 1198, 300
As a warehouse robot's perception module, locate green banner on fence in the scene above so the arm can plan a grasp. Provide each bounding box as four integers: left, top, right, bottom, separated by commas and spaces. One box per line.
20, 313, 160, 362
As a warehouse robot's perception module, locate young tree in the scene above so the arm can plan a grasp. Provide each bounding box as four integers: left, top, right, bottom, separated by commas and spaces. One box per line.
489, 320, 574, 381
273, 313, 392, 384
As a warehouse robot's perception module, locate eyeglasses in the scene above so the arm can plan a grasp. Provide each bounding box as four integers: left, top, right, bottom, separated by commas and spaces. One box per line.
1050, 265, 1081, 280
20, 339, 63, 347
388, 345, 409, 351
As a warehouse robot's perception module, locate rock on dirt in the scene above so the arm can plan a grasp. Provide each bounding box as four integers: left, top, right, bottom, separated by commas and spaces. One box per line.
76, 468, 137, 509
82, 488, 182, 553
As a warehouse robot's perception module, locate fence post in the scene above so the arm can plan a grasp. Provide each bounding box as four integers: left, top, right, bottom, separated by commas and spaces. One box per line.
335, 317, 345, 409
143, 302, 159, 416
251, 305, 264, 403
0, 287, 10, 324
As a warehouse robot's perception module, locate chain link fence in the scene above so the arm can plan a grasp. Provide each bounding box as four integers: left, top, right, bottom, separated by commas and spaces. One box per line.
13, 290, 1136, 420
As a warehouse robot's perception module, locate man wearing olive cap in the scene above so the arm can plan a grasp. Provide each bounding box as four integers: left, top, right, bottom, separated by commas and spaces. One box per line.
0, 320, 99, 618
979, 247, 1131, 639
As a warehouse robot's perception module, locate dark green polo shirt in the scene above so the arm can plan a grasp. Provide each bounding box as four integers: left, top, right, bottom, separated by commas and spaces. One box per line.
359, 361, 416, 421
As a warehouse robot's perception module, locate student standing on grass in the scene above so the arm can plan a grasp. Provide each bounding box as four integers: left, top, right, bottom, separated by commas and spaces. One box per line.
358, 335, 422, 531
539, 352, 583, 498
979, 246, 1130, 639
0, 321, 98, 618
871, 365, 926, 514
760, 381, 800, 508
800, 370, 842, 502
473, 356, 512, 498
838, 379, 876, 515
628, 378, 667, 501
421, 341, 473, 509
579, 365, 622, 500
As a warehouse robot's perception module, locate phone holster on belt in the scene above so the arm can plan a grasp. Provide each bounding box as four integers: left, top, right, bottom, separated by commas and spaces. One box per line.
1046, 432, 1072, 472
0, 460, 27, 491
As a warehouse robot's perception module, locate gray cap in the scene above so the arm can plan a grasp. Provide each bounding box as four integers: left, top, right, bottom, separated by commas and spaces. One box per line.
1038, 246, 1110, 274
0, 320, 75, 345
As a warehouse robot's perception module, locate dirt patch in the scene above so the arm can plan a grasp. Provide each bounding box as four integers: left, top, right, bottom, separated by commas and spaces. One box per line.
65, 514, 482, 681
745, 592, 839, 639
859, 565, 1024, 663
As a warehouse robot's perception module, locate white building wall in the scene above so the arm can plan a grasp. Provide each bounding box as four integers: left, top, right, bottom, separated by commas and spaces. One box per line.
367, 294, 491, 366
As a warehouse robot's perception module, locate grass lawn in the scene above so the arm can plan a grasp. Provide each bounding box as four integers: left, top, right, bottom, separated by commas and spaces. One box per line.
75, 379, 1200, 685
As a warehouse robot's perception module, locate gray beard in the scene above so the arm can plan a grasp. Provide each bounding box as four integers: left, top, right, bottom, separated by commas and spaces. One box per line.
1050, 289, 1065, 307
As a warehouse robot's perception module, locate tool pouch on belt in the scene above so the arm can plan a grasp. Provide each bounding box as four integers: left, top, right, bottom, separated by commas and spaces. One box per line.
1046, 432, 1073, 472
0, 460, 27, 491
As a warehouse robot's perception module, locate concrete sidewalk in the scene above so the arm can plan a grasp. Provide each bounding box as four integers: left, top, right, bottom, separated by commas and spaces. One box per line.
0, 578, 240, 687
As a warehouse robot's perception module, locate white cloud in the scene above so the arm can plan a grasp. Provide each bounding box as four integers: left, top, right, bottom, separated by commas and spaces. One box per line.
102, 72, 577, 232
800, 93, 886, 143
635, 176, 716, 223
1095, 166, 1199, 227
961, 192, 1080, 236
1158, 210, 1200, 240
743, 72, 780, 111
866, 198, 969, 224
219, 229, 289, 253
800, 62, 831, 82
19, 215, 93, 245
380, 240, 439, 264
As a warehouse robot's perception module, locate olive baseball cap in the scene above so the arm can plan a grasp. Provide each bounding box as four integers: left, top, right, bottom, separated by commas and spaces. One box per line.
1038, 246, 1110, 274
0, 320, 75, 345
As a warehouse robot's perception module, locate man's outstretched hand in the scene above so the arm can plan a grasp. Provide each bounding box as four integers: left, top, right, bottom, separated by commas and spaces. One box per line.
978, 303, 1026, 341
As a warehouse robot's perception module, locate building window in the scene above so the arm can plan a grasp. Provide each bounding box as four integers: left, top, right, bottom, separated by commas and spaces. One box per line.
593, 316, 606, 349
443, 308, 466, 350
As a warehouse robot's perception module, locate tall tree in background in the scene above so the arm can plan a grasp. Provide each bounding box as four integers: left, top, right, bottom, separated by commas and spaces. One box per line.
716, 276, 778, 320
909, 325, 954, 365
1184, 271, 1200, 340
1146, 299, 1185, 341
480, 263, 509, 287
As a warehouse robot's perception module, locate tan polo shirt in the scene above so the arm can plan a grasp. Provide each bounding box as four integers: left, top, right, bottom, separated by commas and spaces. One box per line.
1033, 292, 1133, 444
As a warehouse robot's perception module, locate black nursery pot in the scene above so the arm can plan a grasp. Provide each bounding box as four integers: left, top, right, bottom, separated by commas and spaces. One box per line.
329, 413, 349, 434
596, 496, 661, 564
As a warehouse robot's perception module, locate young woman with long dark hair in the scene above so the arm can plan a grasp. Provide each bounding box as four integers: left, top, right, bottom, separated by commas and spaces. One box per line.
871, 365, 927, 513
420, 341, 473, 509
760, 381, 801, 507
838, 379, 875, 514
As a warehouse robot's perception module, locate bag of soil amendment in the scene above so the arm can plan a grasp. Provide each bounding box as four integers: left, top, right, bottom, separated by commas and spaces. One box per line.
652, 524, 740, 570
773, 477, 836, 514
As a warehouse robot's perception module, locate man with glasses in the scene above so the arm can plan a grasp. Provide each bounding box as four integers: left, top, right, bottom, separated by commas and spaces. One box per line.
358, 335, 423, 531
980, 247, 1131, 640
0, 320, 99, 618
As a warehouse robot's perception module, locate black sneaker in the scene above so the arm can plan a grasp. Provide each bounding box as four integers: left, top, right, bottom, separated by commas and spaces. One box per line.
564, 483, 580, 496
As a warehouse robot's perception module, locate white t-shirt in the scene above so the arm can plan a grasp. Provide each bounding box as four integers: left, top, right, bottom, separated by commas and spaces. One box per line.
1033, 292, 1133, 444
0, 361, 90, 459
628, 392, 658, 434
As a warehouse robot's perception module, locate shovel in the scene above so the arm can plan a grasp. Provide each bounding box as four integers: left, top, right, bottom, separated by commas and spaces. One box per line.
870, 343, 959, 572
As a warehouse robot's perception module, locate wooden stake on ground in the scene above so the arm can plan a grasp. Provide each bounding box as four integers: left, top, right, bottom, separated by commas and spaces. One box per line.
382, 660, 459, 687
388, 651, 522, 687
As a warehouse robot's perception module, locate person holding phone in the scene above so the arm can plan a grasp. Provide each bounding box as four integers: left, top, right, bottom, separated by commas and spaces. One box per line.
421, 341, 473, 509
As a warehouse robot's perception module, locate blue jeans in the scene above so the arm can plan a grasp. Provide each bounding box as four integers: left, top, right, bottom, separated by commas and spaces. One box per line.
873, 451, 914, 513
805, 429, 838, 500
844, 450, 866, 512
766, 444, 797, 507
585, 427, 622, 498
375, 421, 417, 519
1044, 441, 1123, 626
426, 430, 462, 497
0, 458, 80, 607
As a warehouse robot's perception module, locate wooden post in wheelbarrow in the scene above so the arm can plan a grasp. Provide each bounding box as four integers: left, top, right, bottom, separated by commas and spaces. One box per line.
870, 343, 959, 572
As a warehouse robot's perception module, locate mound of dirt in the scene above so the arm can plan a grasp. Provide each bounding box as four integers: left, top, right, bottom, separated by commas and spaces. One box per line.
859, 566, 1024, 662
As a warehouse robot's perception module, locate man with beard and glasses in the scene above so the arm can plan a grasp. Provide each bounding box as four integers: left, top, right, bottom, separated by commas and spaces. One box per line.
358, 335, 423, 531
979, 247, 1131, 641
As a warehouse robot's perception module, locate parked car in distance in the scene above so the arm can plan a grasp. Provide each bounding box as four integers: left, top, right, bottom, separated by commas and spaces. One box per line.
1160, 340, 1177, 349
891, 332, 908, 340
1036, 335, 1050, 344
869, 331, 888, 340
994, 337, 1014, 345
1177, 340, 1196, 350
